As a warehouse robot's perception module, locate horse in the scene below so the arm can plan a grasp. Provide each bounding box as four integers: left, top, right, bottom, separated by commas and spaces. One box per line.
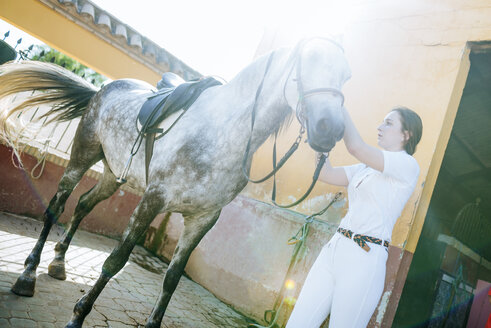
0, 38, 350, 328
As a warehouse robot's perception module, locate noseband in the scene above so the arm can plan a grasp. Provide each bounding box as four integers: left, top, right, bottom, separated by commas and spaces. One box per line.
242, 38, 345, 208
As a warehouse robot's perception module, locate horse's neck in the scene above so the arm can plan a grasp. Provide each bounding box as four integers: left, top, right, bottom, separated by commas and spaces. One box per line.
225, 49, 293, 152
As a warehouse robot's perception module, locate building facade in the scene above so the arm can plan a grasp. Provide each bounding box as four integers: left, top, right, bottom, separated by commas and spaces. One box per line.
0, 0, 490, 327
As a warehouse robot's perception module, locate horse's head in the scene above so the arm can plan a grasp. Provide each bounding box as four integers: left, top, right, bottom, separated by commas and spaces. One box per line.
287, 38, 351, 153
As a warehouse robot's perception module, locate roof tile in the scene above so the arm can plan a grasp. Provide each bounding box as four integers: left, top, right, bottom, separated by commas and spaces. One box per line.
42, 0, 200, 79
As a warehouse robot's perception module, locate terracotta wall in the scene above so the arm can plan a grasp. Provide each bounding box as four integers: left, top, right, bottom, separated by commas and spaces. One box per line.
0, 144, 139, 237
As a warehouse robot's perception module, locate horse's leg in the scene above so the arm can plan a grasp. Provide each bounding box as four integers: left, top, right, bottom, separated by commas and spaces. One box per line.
48, 163, 120, 280
11, 124, 103, 297
146, 210, 222, 328
65, 188, 165, 328
11, 162, 100, 296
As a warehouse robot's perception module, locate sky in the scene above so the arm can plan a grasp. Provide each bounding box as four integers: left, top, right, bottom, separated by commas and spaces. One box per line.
0, 20, 41, 53
1, 0, 358, 80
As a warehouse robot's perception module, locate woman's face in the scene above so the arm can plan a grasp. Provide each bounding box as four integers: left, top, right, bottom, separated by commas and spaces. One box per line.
377, 111, 408, 151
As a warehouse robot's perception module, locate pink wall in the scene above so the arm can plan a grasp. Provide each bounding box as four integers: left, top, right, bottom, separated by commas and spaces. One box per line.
0, 144, 140, 237
144, 196, 410, 326
467, 280, 491, 328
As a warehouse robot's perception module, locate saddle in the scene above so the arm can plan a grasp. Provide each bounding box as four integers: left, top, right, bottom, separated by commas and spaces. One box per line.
134, 72, 222, 184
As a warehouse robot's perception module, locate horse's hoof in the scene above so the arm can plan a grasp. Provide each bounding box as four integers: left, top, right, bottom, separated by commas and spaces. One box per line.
145, 321, 161, 328
64, 321, 81, 328
48, 259, 67, 280
11, 274, 36, 297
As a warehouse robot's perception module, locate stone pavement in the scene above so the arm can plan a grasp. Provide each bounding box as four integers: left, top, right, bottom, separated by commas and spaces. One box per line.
0, 212, 254, 328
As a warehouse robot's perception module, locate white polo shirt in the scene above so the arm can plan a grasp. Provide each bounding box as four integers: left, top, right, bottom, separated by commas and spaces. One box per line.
339, 150, 420, 242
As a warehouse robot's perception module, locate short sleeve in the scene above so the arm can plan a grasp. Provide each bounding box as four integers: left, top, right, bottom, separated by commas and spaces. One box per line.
343, 163, 365, 183
382, 151, 420, 185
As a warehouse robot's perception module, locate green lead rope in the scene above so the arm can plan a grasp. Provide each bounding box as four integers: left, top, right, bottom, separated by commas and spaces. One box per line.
248, 191, 343, 328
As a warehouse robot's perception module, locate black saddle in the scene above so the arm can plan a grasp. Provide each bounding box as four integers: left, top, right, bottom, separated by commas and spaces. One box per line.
156, 72, 185, 89
135, 72, 222, 183
138, 72, 221, 132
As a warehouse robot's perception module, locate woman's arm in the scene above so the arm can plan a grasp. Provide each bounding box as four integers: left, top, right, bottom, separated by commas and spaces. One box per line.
318, 156, 349, 186
342, 107, 384, 172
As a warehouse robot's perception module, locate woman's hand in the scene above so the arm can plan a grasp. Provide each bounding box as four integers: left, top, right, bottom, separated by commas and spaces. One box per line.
317, 153, 349, 187
341, 107, 384, 172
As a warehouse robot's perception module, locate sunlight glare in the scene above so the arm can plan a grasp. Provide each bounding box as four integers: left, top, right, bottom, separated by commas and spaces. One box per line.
264, 0, 359, 44
285, 279, 296, 290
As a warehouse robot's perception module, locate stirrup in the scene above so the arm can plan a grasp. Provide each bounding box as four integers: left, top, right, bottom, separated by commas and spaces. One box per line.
116, 155, 133, 184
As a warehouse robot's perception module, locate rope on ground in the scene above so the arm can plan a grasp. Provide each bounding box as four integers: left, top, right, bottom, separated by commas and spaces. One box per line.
248, 191, 343, 328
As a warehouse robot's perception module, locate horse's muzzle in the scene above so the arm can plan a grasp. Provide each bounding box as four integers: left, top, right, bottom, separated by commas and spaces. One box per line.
307, 137, 336, 153
306, 118, 344, 152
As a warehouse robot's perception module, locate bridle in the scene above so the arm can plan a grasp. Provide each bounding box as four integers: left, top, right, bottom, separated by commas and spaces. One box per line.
242, 37, 345, 208
290, 38, 345, 128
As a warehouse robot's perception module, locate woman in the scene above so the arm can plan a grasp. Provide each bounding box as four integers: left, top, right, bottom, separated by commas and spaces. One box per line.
286, 106, 423, 328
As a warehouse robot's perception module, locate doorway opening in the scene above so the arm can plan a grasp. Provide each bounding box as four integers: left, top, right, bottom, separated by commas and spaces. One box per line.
393, 43, 491, 328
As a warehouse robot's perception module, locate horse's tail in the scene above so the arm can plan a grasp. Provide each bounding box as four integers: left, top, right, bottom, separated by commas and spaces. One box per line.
0, 61, 99, 160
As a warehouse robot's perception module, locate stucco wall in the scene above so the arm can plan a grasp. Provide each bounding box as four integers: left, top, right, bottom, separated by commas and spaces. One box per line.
142, 192, 412, 326
0, 144, 139, 237
248, 0, 491, 252
243, 2, 491, 325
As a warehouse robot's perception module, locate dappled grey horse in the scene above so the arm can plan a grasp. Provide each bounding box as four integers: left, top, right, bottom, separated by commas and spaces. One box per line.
0, 38, 350, 327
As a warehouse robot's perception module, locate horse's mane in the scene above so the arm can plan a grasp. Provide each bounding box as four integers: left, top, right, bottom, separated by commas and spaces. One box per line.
275, 108, 295, 137
270, 42, 304, 138
244, 42, 304, 142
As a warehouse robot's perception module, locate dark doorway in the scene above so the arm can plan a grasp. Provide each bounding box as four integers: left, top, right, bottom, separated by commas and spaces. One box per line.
392, 44, 491, 328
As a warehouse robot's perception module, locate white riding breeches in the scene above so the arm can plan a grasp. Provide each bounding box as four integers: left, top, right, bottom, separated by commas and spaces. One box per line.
285, 233, 388, 328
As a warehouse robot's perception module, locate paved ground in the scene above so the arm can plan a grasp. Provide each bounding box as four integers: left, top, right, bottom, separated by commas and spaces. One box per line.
0, 212, 254, 328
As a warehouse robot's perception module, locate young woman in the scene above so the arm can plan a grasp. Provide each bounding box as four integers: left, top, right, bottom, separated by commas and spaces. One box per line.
286, 107, 423, 328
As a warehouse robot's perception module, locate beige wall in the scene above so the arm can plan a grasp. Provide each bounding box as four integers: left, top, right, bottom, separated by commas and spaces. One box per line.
0, 0, 161, 83
245, 0, 491, 252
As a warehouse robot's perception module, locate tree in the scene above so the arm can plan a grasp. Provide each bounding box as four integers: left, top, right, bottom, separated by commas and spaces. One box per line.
29, 45, 107, 87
